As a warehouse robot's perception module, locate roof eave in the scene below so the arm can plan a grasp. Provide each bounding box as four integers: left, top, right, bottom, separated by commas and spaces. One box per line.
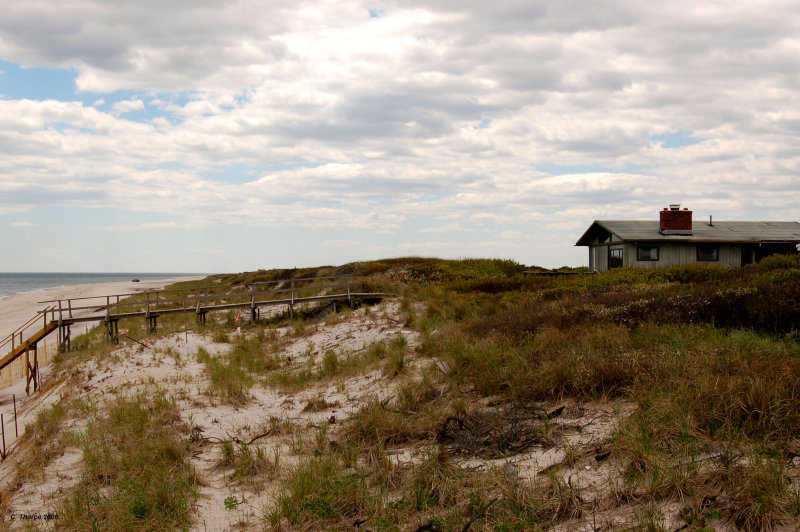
575, 221, 623, 246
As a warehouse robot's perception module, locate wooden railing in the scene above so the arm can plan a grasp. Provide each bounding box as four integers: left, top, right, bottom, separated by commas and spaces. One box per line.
37, 274, 377, 325
0, 306, 56, 355
0, 274, 386, 395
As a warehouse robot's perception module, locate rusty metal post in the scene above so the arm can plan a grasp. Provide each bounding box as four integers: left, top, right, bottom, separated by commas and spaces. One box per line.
2, 414, 6, 458
13, 394, 18, 438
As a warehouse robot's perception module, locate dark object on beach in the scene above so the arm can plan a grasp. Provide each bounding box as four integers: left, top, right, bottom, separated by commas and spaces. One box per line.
595, 449, 612, 462
131, 278, 140, 282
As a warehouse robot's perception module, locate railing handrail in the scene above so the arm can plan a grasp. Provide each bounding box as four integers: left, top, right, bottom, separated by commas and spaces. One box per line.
28, 275, 367, 324
0, 305, 55, 351
247, 273, 354, 285
35, 282, 363, 316
34, 273, 360, 304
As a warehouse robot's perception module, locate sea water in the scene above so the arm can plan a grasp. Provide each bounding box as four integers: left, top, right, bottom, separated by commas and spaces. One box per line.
0, 273, 199, 300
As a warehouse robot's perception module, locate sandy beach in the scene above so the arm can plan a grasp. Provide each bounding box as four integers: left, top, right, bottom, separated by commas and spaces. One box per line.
0, 276, 206, 344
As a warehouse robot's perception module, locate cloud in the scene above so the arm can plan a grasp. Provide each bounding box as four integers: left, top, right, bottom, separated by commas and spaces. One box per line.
10, 221, 38, 227
0, 1, 799, 270
94, 221, 190, 231
322, 239, 359, 247
420, 222, 464, 233
499, 230, 523, 240
111, 98, 144, 115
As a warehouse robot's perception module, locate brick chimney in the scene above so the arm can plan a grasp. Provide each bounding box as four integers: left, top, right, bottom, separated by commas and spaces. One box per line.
659, 204, 692, 234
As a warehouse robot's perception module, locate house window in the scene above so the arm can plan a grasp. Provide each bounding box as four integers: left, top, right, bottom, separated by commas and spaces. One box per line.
697, 245, 719, 261
609, 248, 623, 269
637, 246, 659, 261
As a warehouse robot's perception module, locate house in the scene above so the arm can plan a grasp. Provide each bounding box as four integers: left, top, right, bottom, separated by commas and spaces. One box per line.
575, 205, 800, 272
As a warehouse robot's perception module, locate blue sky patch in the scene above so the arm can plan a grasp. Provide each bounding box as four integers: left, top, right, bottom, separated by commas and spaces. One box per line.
650, 130, 705, 148
0, 59, 81, 102
0, 60, 193, 125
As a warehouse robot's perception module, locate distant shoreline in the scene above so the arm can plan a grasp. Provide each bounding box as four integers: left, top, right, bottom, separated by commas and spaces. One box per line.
0, 275, 207, 342
0, 272, 207, 301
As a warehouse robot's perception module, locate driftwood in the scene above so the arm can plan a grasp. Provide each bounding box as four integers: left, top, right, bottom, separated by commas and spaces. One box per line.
461, 496, 501, 531
121, 333, 151, 349
191, 426, 273, 446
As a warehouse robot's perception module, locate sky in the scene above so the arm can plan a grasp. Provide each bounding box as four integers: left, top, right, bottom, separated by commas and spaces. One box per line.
1, 1, 798, 272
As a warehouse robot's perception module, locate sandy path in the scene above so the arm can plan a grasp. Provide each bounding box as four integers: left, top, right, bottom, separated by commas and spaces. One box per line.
0, 276, 206, 342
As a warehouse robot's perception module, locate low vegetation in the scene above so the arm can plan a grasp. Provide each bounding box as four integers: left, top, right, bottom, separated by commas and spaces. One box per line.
58, 392, 198, 530
5, 255, 800, 530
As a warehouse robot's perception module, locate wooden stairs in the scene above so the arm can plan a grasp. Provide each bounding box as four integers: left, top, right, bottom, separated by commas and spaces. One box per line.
0, 309, 58, 395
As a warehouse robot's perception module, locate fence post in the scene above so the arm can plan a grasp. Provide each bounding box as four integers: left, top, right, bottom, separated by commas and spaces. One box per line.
290, 280, 295, 319
13, 394, 18, 438
250, 285, 257, 321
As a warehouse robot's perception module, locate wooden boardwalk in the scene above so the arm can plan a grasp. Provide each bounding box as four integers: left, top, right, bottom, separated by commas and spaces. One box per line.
0, 275, 385, 395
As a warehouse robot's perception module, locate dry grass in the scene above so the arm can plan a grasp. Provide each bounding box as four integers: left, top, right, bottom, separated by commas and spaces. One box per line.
57, 391, 198, 530
8, 257, 800, 530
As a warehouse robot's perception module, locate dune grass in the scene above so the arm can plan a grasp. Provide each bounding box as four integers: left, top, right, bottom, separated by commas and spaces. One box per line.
267, 257, 800, 530
12, 256, 800, 530
57, 391, 198, 531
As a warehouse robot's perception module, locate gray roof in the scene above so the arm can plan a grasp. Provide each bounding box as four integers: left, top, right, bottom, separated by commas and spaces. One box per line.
575, 220, 800, 246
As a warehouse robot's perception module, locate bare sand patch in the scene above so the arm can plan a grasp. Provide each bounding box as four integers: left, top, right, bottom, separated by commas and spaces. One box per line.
0, 294, 653, 531
0, 298, 422, 531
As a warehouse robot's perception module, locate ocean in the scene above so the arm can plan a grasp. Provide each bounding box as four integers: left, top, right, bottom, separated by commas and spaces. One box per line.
0, 273, 201, 300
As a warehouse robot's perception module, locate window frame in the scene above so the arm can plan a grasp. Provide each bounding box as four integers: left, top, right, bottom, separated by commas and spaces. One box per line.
637, 246, 659, 262
696, 245, 719, 262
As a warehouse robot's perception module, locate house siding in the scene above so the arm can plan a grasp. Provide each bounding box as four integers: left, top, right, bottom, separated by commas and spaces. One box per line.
622, 243, 741, 269
588, 243, 744, 272
592, 245, 608, 271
